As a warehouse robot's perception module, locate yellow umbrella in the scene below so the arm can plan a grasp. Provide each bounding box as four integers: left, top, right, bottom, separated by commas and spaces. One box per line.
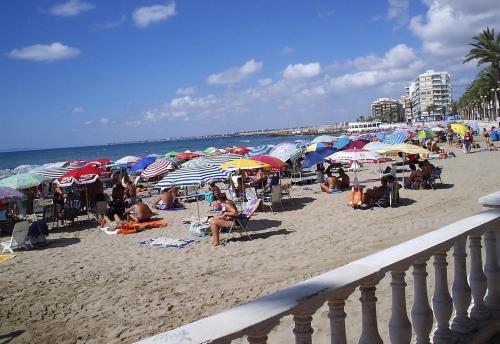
451, 123, 467, 136
376, 143, 429, 155
220, 159, 271, 170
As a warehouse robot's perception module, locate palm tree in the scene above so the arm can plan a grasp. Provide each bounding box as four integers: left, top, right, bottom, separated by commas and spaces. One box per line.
356, 115, 365, 122
425, 104, 436, 116
463, 27, 500, 86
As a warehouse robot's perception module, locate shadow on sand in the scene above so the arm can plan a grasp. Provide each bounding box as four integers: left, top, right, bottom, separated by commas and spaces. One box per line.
0, 330, 24, 344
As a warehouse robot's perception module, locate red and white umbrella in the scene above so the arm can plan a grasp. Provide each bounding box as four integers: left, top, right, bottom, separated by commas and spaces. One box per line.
140, 159, 173, 180
115, 156, 141, 165
56, 165, 110, 187
325, 149, 385, 164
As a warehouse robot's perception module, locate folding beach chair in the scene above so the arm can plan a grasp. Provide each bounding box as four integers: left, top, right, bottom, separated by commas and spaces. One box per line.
426, 167, 443, 190
42, 204, 58, 229
262, 186, 284, 212
220, 198, 261, 245
63, 199, 82, 224
33, 199, 45, 219
1, 221, 30, 253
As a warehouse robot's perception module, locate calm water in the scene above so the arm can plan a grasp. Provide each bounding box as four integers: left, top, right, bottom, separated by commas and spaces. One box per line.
0, 135, 309, 170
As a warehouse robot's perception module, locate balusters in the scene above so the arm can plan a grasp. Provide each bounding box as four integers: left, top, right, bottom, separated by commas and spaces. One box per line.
432, 250, 454, 344
451, 238, 474, 333
411, 260, 434, 344
469, 234, 490, 321
484, 229, 500, 313
246, 319, 279, 344
359, 283, 383, 344
293, 306, 315, 344
328, 292, 351, 344
389, 270, 412, 344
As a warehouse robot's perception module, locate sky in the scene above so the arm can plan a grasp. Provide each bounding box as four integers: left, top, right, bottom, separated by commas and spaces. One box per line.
1, 0, 500, 151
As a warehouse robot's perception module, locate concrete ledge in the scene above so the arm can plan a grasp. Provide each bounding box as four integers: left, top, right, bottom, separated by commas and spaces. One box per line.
479, 191, 500, 208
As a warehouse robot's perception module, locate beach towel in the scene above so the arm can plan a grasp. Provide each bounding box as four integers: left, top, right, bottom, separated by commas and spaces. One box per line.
139, 237, 196, 249
119, 219, 168, 235
0, 254, 16, 262
189, 222, 210, 237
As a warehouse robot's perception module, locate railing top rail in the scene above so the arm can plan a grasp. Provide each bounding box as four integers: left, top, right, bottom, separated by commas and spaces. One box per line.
137, 207, 500, 344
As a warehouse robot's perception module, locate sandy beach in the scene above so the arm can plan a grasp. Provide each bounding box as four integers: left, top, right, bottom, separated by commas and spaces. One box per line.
1, 145, 499, 343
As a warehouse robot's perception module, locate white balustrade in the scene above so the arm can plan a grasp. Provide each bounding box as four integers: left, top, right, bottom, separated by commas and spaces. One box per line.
137, 193, 500, 344
451, 238, 474, 333
389, 270, 412, 344
411, 260, 434, 344
432, 249, 454, 343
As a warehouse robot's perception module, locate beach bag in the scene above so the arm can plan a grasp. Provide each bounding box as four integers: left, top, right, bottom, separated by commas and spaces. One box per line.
189, 222, 210, 237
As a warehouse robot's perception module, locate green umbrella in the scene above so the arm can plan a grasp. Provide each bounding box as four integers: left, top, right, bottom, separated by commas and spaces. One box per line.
203, 147, 216, 154
165, 151, 180, 157
416, 130, 434, 139
0, 172, 48, 190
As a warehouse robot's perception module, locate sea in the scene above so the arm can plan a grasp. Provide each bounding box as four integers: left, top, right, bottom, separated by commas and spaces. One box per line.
0, 135, 310, 170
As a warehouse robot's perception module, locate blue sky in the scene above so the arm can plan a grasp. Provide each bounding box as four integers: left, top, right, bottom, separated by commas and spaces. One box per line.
1, 0, 499, 151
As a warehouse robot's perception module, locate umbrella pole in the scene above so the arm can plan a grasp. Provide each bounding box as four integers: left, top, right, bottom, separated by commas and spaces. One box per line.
196, 185, 201, 221
85, 184, 90, 220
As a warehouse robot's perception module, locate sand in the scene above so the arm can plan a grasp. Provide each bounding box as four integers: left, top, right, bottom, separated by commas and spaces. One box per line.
1, 144, 499, 343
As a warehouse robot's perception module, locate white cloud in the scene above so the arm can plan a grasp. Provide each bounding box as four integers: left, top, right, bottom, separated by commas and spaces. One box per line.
72, 107, 84, 113
386, 0, 409, 28
92, 15, 126, 30
99, 117, 110, 125
353, 44, 417, 71
84, 120, 92, 125
8, 42, 80, 62
133, 2, 177, 28
50, 0, 94, 17
258, 78, 273, 86
283, 63, 321, 79
176, 87, 196, 95
281, 46, 294, 55
409, 0, 500, 58
207, 59, 263, 85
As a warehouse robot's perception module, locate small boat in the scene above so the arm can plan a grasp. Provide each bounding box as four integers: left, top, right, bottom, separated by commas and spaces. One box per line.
241, 140, 250, 143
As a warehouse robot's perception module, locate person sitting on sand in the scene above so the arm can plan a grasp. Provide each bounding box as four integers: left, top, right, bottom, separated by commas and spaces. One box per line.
320, 167, 350, 193
208, 193, 239, 246
362, 176, 389, 205
404, 164, 422, 189
125, 199, 152, 223
154, 187, 178, 209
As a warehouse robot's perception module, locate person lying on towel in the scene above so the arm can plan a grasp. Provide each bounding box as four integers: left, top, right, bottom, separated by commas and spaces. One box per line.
125, 199, 153, 223
154, 187, 178, 209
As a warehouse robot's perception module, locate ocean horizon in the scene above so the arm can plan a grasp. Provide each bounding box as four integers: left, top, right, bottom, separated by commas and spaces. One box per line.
0, 134, 308, 170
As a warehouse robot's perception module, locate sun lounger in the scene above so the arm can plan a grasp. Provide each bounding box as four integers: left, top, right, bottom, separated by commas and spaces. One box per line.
1, 221, 30, 253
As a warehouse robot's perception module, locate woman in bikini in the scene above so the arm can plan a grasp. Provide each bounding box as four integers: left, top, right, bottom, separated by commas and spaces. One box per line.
208, 193, 239, 246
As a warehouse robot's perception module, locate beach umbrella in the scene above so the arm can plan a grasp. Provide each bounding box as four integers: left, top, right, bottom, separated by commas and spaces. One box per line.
363, 142, 390, 152
130, 156, 156, 174
375, 143, 428, 155
115, 156, 141, 165
0, 169, 14, 180
249, 155, 287, 171
431, 127, 445, 132
0, 186, 27, 202
311, 135, 336, 144
205, 154, 242, 166
326, 149, 385, 164
345, 139, 369, 150
269, 142, 303, 162
383, 131, 408, 145
333, 136, 351, 150
220, 159, 270, 171
0, 173, 48, 190
141, 159, 173, 180
306, 142, 332, 153
246, 145, 273, 157
13, 164, 39, 173
227, 147, 251, 155
416, 130, 434, 139
207, 148, 227, 156
86, 159, 112, 166
165, 151, 180, 157
374, 132, 386, 141
56, 165, 110, 187
33, 166, 73, 180
176, 152, 200, 160
451, 123, 468, 136
302, 147, 336, 169
203, 147, 216, 154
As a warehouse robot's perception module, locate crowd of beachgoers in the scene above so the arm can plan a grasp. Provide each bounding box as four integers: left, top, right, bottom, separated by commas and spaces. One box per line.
1, 119, 500, 343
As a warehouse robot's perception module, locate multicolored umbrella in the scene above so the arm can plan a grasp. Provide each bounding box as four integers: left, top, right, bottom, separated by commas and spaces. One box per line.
220, 159, 270, 171
0, 186, 27, 202
306, 142, 332, 152
0, 173, 48, 190
249, 155, 287, 171
141, 159, 173, 180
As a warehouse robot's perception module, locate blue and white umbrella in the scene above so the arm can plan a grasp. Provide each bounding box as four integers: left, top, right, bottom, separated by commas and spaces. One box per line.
383, 131, 408, 145
270, 142, 303, 162
311, 135, 336, 144
333, 137, 351, 150
155, 164, 231, 189
130, 156, 156, 173
246, 145, 273, 157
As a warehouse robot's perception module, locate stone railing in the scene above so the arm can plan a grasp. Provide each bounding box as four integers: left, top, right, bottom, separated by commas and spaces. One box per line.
137, 191, 500, 344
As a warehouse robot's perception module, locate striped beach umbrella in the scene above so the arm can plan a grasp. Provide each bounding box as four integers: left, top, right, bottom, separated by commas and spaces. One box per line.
130, 156, 156, 173
33, 166, 73, 180
246, 145, 273, 157
363, 141, 390, 152
56, 165, 110, 187
141, 159, 173, 180
155, 164, 231, 189
269, 142, 303, 162
383, 131, 408, 145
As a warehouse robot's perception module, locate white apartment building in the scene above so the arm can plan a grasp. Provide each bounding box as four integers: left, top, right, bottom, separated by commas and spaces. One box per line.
407, 70, 452, 120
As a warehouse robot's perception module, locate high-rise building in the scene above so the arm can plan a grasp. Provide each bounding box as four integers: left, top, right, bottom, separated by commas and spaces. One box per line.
370, 98, 404, 123
407, 70, 452, 120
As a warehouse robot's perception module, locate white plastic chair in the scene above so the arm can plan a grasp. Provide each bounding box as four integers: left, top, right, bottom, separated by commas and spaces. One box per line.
1, 221, 30, 253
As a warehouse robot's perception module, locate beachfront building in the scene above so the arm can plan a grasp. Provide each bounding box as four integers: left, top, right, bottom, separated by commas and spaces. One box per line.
408, 70, 452, 121
370, 98, 404, 123
347, 121, 382, 133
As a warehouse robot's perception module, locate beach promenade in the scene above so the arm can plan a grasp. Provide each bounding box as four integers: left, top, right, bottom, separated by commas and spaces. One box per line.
1, 146, 500, 343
